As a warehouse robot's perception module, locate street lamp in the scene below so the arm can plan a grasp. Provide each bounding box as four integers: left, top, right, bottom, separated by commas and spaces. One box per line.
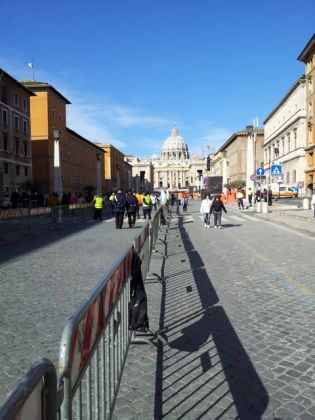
53, 129, 62, 198
246, 124, 257, 208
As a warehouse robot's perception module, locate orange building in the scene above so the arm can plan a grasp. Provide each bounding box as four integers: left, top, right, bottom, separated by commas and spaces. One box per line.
21, 81, 104, 196
0, 69, 34, 200
298, 34, 315, 192
96, 143, 128, 192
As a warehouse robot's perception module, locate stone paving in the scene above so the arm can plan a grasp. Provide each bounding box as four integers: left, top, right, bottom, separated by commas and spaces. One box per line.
0, 211, 150, 405
114, 201, 315, 420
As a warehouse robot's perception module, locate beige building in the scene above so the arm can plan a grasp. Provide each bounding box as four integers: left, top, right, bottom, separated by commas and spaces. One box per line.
298, 33, 315, 192
96, 143, 128, 193
263, 76, 306, 187
0, 69, 34, 200
22, 81, 105, 196
214, 127, 264, 190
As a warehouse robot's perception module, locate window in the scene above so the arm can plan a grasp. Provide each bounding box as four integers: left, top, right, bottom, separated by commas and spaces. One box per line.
24, 167, 28, 177
14, 115, 19, 130
14, 93, 19, 107
16, 165, 20, 176
15, 138, 19, 155
52, 110, 55, 118
294, 130, 297, 149
24, 141, 28, 156
4, 163, 8, 174
23, 120, 28, 133
287, 134, 290, 153
0, 85, 7, 103
3, 133, 8, 151
286, 171, 290, 184
292, 170, 296, 184
23, 98, 27, 112
2, 108, 8, 124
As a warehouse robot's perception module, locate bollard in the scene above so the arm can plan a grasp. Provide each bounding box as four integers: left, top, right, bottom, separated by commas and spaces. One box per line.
256, 202, 262, 213
262, 202, 269, 214
303, 198, 310, 210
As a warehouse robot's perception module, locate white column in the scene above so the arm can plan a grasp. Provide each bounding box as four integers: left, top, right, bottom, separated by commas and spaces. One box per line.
246, 134, 255, 192
54, 138, 62, 198
222, 156, 228, 193
163, 171, 167, 187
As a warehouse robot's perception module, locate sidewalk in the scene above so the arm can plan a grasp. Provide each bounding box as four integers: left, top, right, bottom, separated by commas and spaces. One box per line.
227, 201, 315, 237
113, 203, 315, 419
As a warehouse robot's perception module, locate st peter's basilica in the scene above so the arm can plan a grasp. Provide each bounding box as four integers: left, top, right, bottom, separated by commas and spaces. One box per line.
127, 126, 207, 192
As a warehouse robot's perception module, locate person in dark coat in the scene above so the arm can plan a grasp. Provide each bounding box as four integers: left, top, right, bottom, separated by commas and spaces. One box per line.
210, 195, 227, 229
113, 189, 127, 229
126, 190, 138, 228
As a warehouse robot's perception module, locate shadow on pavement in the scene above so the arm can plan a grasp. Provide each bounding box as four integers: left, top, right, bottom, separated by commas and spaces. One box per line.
154, 215, 269, 419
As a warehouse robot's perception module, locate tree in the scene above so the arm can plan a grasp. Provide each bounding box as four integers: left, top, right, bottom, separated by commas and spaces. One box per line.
224, 180, 246, 190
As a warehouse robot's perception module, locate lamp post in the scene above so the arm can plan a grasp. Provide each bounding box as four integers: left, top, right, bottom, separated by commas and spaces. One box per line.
246, 124, 258, 209
53, 129, 62, 199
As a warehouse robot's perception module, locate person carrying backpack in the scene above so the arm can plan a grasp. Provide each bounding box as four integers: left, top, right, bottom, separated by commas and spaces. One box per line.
113, 189, 127, 229
126, 190, 138, 228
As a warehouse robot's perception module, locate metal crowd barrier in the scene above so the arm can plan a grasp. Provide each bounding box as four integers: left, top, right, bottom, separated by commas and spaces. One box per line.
0, 358, 57, 420
0, 204, 95, 243
58, 244, 134, 419
0, 206, 167, 420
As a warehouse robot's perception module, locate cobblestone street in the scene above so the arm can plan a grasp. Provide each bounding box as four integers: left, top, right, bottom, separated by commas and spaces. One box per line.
114, 201, 315, 419
0, 214, 148, 405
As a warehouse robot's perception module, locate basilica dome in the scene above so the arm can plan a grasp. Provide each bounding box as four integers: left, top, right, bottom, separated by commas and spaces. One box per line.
161, 127, 189, 160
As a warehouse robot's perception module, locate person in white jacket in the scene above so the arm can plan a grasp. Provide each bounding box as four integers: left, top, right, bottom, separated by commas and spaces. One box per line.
200, 194, 212, 228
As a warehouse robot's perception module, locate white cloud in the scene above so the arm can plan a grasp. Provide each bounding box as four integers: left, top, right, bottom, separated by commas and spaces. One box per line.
189, 126, 233, 156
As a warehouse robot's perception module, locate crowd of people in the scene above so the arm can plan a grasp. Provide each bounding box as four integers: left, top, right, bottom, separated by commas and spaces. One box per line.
92, 190, 163, 229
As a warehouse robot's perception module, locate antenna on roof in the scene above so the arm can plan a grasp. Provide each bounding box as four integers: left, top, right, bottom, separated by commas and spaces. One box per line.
28, 59, 35, 81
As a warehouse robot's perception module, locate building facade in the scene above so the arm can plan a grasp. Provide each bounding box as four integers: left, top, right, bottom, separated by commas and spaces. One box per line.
96, 143, 128, 193
263, 76, 306, 187
0, 69, 34, 200
22, 81, 104, 196
214, 128, 264, 190
65, 128, 105, 195
298, 34, 315, 192
128, 127, 207, 192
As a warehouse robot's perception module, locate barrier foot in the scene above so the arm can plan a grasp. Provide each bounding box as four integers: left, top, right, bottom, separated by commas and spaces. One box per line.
131, 327, 168, 347
146, 272, 165, 284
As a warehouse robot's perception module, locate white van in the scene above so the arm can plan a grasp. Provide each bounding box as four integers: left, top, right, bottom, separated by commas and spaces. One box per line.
270, 183, 298, 198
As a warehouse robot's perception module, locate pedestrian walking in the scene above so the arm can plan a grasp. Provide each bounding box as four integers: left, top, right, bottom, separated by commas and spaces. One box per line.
126, 190, 138, 228
210, 195, 227, 229
247, 188, 253, 207
200, 194, 212, 228
268, 187, 273, 206
113, 189, 127, 229
142, 191, 152, 220
93, 193, 104, 221
236, 190, 244, 210
150, 192, 157, 211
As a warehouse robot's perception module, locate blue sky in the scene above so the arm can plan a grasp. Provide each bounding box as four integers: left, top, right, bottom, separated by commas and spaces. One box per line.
1, 0, 314, 157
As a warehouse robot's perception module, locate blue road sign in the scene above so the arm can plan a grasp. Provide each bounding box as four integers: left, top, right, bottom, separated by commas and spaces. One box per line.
271, 164, 283, 176
256, 167, 265, 177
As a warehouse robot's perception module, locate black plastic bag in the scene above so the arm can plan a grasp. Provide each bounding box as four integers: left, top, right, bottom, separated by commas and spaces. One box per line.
129, 253, 149, 332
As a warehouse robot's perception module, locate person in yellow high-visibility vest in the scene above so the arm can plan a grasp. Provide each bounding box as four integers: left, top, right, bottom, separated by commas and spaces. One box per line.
93, 193, 104, 221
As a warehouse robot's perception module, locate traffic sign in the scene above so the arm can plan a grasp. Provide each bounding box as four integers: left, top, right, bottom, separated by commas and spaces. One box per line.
271, 164, 282, 176
256, 167, 265, 177
250, 174, 257, 181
